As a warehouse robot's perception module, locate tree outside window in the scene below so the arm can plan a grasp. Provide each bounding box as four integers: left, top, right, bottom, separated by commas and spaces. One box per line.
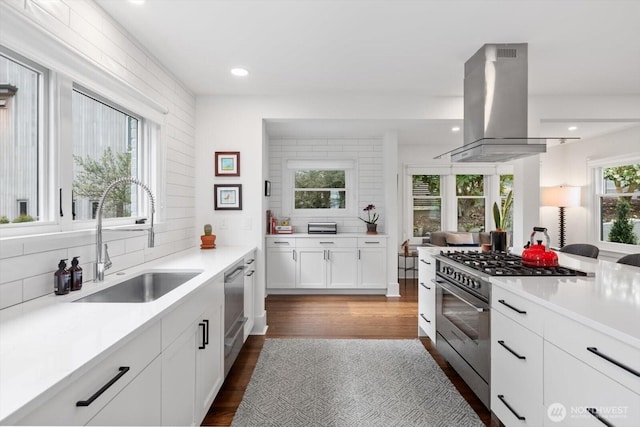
601, 164, 640, 245
457, 175, 485, 231
412, 175, 441, 237
294, 170, 346, 209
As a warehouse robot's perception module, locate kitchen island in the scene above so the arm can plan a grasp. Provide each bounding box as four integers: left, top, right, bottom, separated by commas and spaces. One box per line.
0, 246, 256, 426
489, 252, 640, 427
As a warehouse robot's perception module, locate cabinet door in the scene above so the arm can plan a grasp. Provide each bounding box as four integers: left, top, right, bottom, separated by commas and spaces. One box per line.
195, 302, 224, 425
267, 248, 296, 288
87, 356, 161, 426
161, 324, 196, 426
417, 254, 436, 339
544, 342, 640, 427
358, 247, 387, 288
326, 248, 358, 288
296, 247, 326, 288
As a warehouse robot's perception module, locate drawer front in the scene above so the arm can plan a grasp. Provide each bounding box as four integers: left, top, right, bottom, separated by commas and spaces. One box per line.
492, 285, 545, 335
544, 342, 640, 427
17, 322, 161, 426
298, 238, 356, 248
545, 311, 640, 395
266, 237, 296, 248
491, 310, 543, 427
418, 280, 436, 340
357, 237, 387, 247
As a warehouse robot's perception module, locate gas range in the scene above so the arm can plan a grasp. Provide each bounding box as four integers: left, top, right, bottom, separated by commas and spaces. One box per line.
435, 250, 588, 302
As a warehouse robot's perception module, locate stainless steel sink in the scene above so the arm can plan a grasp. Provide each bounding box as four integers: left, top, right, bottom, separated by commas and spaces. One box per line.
74, 271, 201, 303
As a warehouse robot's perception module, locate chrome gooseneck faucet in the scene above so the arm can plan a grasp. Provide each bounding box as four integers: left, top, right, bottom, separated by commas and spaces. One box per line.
95, 177, 155, 282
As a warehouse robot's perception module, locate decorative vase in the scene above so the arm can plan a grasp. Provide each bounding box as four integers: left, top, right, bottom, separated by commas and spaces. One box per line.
200, 234, 216, 249
491, 230, 507, 252
366, 223, 378, 234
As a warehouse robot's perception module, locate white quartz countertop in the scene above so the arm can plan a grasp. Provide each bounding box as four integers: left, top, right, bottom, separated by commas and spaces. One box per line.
418, 247, 640, 348
490, 252, 640, 347
0, 245, 255, 424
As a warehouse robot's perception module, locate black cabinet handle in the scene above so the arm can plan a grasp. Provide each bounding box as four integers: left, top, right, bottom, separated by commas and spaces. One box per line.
76, 367, 130, 406
497, 394, 525, 421
245, 270, 255, 276
419, 282, 431, 290
587, 347, 640, 377
246, 259, 255, 264
420, 313, 431, 323
274, 241, 289, 244
198, 322, 206, 349
498, 340, 526, 360
203, 319, 210, 345
498, 299, 527, 314
59, 188, 64, 217
587, 408, 615, 427
420, 259, 431, 265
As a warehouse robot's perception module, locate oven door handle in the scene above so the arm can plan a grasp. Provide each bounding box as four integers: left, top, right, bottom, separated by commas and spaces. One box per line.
435, 280, 486, 312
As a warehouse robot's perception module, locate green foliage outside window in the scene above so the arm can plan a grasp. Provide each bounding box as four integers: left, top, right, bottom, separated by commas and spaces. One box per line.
608, 198, 638, 245
73, 147, 132, 218
294, 170, 346, 209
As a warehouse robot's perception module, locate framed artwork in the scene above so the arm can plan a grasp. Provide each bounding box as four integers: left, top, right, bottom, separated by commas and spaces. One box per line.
215, 151, 240, 176
214, 184, 242, 210
265, 180, 271, 197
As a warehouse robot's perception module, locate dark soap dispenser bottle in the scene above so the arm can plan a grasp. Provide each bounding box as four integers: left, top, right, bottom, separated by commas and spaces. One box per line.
54, 259, 70, 295
70, 256, 83, 291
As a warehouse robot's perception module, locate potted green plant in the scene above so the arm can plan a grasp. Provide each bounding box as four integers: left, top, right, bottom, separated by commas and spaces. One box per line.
359, 204, 380, 234
491, 190, 513, 251
200, 224, 216, 249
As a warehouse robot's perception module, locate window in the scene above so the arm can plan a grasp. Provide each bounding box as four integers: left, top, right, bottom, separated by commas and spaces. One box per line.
596, 162, 639, 246
72, 89, 141, 221
499, 174, 514, 230
411, 175, 441, 237
294, 170, 346, 209
0, 48, 47, 225
456, 174, 485, 231
284, 159, 355, 217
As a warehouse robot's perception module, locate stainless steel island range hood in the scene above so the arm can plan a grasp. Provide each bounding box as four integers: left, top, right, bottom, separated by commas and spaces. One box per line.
448, 43, 548, 162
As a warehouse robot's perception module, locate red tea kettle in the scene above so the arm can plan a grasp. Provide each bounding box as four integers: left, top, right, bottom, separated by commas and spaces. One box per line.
522, 227, 559, 268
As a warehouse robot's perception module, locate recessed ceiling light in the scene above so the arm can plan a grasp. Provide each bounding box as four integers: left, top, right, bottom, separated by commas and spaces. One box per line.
128, 0, 145, 5
451, 126, 461, 132
568, 126, 578, 131
231, 68, 249, 77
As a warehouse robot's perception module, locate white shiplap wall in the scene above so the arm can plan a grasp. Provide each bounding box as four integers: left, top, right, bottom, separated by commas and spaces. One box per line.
0, 0, 196, 309
268, 138, 385, 233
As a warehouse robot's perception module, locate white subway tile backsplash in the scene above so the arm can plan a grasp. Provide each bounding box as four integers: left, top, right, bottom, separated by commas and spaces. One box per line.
0, 240, 24, 259
125, 236, 147, 253
22, 273, 51, 301
0, 249, 67, 284
0, 281, 22, 309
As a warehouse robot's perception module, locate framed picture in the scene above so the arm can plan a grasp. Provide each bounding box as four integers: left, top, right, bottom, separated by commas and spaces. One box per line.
265, 180, 271, 197
214, 184, 242, 210
215, 151, 240, 176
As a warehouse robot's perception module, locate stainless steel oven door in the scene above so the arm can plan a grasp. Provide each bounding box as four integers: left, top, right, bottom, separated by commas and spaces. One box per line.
435, 277, 490, 382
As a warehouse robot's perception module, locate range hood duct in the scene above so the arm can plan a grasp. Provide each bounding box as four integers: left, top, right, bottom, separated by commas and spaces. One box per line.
450, 43, 547, 162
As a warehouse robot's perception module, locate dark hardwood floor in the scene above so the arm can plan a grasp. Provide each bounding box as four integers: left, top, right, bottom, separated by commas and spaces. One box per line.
203, 281, 498, 426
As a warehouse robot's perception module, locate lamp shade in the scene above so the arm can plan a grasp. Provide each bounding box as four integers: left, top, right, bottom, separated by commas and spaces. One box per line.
541, 186, 581, 208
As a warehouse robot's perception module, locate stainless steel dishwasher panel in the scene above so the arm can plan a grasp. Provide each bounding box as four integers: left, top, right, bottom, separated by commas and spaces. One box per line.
224, 259, 246, 377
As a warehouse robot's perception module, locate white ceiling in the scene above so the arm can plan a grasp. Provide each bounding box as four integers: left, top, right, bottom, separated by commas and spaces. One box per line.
96, 0, 640, 144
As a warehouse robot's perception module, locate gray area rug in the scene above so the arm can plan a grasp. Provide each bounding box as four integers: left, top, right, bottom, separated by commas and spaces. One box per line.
231, 338, 484, 427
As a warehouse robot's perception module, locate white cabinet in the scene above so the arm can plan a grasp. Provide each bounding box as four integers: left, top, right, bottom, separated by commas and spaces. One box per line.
296, 246, 326, 288
417, 251, 436, 340
244, 252, 256, 339
16, 322, 162, 426
490, 283, 640, 427
491, 309, 543, 427
267, 236, 387, 291
161, 275, 224, 426
266, 238, 296, 289
357, 237, 387, 289
544, 342, 640, 427
87, 356, 162, 426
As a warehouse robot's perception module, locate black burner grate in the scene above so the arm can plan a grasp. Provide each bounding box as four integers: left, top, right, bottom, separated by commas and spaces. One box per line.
440, 250, 587, 277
